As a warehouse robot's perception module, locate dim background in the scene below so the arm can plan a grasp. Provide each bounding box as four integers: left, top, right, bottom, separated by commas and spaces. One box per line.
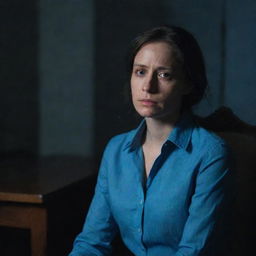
0, 1, 256, 255
1, 0, 256, 163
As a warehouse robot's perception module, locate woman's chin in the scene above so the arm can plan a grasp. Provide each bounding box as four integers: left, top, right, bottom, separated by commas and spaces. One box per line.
137, 111, 159, 118
137, 110, 180, 122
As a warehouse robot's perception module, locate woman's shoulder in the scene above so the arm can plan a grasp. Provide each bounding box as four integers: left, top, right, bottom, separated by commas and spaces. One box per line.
104, 128, 137, 153
192, 124, 230, 156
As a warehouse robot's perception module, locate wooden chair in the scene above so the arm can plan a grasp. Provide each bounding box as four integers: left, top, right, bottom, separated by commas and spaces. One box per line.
196, 106, 256, 255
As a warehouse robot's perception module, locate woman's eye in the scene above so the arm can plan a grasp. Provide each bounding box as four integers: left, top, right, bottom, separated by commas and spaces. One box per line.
135, 69, 146, 76
158, 72, 171, 79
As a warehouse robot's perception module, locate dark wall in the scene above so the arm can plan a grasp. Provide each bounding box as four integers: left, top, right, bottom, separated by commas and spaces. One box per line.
0, 0, 94, 157
225, 0, 256, 123
39, 0, 94, 156
0, 1, 39, 156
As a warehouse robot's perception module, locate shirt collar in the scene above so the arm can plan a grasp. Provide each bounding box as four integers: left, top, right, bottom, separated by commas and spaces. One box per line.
124, 112, 195, 152
123, 120, 146, 152
167, 112, 194, 150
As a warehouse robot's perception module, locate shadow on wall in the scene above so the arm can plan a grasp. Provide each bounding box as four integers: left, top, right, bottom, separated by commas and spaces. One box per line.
94, 0, 171, 157
0, 1, 39, 156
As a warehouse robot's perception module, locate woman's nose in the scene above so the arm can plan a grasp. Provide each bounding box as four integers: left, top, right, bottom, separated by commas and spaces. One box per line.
142, 73, 157, 93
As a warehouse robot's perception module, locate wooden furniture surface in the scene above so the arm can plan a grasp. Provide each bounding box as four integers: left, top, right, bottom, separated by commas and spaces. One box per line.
0, 156, 97, 256
196, 106, 256, 137
0, 156, 95, 203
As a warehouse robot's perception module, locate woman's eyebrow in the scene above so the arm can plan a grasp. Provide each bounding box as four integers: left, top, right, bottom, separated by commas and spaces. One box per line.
157, 66, 172, 71
133, 63, 172, 70
133, 63, 148, 68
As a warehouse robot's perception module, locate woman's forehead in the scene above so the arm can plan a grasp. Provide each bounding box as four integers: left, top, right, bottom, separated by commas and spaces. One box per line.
133, 42, 184, 72
134, 42, 176, 67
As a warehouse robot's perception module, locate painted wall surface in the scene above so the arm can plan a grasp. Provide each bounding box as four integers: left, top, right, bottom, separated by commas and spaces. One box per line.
0, 1, 39, 155
225, 0, 256, 124
0, 0, 94, 157
39, 0, 94, 156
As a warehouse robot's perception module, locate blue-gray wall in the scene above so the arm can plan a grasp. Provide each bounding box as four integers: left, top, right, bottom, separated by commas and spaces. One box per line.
0, 0, 94, 157
1, 0, 256, 158
0, 0, 39, 156
225, 0, 256, 124
39, 0, 94, 156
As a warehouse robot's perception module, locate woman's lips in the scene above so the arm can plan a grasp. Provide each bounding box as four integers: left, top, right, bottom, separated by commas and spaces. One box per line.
140, 99, 157, 106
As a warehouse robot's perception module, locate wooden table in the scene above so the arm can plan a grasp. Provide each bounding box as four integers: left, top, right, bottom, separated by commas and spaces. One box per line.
0, 156, 97, 256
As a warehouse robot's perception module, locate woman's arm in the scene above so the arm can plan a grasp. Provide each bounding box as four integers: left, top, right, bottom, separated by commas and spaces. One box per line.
69, 156, 119, 256
175, 145, 233, 256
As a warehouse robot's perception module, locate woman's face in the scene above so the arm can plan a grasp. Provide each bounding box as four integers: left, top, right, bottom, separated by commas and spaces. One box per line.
130, 41, 191, 121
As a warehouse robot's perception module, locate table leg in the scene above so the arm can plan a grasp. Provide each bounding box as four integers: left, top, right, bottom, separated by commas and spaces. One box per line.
30, 207, 47, 256
0, 204, 48, 256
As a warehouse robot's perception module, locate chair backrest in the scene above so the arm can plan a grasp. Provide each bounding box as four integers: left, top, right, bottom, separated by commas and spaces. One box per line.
196, 106, 256, 255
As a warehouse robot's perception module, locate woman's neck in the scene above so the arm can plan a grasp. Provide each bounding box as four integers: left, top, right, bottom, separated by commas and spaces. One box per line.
144, 114, 180, 147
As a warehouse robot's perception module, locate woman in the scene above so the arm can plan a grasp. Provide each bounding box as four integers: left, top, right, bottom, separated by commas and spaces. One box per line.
69, 26, 232, 256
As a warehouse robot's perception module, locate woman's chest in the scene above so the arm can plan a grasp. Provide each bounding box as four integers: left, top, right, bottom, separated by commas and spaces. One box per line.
107, 151, 199, 224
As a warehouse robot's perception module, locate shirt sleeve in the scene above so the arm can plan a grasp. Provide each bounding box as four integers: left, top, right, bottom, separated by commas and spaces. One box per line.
69, 154, 119, 256
175, 144, 233, 256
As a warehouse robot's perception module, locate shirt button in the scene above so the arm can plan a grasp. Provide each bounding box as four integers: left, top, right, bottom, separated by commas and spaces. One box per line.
138, 228, 141, 233
140, 199, 143, 205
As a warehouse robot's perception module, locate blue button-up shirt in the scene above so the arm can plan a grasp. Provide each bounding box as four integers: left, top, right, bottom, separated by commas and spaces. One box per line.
69, 113, 232, 256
